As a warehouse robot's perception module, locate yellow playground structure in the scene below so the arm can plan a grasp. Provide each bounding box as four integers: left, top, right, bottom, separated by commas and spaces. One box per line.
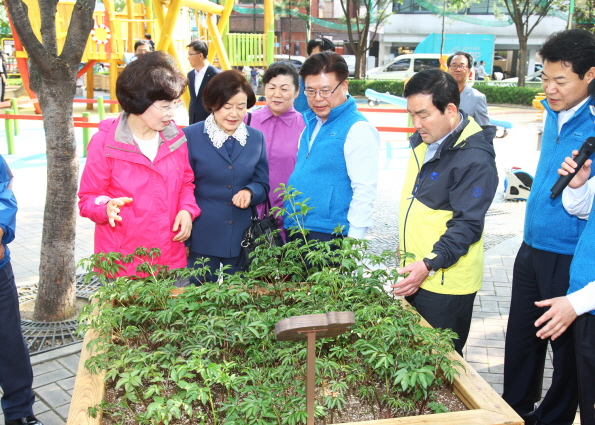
6, 0, 275, 112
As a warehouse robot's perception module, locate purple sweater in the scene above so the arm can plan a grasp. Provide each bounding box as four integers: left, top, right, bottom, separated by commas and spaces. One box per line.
246, 105, 305, 232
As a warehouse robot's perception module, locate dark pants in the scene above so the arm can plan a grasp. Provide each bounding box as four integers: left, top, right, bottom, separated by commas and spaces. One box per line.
503, 242, 578, 425
286, 230, 344, 244
405, 287, 476, 356
575, 313, 595, 425
187, 252, 241, 284
0, 262, 35, 420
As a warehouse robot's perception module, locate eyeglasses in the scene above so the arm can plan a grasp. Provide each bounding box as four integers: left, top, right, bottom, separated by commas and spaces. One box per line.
152, 100, 183, 114
449, 65, 468, 70
188, 53, 201, 57
303, 81, 344, 98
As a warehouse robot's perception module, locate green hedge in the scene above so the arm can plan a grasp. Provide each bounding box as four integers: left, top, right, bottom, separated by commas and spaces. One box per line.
348, 79, 405, 97
349, 79, 542, 106
473, 84, 542, 106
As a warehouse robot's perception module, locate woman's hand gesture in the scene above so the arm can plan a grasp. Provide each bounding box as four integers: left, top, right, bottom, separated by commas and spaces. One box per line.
106, 197, 133, 227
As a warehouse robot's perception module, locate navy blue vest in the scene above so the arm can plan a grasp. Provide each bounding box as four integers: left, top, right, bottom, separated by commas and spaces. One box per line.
284, 96, 367, 234
524, 98, 595, 254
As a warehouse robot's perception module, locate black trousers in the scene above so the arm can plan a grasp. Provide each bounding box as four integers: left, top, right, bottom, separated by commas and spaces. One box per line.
0, 262, 35, 420
503, 242, 578, 425
575, 313, 595, 425
405, 287, 476, 356
187, 251, 241, 284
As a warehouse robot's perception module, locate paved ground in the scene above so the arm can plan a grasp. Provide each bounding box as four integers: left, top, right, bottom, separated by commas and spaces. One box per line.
0, 98, 580, 424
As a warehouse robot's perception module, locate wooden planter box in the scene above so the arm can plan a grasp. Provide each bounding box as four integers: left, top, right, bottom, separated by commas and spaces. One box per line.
67, 299, 523, 425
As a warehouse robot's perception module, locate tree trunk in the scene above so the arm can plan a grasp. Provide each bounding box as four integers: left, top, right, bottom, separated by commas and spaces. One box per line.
305, 0, 311, 42
289, 1, 293, 58
32, 63, 79, 322
517, 35, 528, 87
5, 0, 95, 322
354, 53, 362, 79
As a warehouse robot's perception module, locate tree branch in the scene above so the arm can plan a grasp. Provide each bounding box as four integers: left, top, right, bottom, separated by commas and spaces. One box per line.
61, 0, 95, 65
4, 0, 51, 68
39, 0, 59, 55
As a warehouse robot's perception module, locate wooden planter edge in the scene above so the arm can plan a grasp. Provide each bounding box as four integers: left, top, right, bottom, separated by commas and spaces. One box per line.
66, 300, 523, 425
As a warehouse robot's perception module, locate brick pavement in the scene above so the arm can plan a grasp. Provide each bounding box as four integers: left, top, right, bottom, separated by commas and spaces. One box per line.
0, 101, 580, 424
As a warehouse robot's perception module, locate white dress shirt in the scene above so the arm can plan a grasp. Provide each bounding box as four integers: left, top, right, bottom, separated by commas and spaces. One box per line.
194, 60, 210, 96
562, 179, 595, 315
308, 117, 380, 239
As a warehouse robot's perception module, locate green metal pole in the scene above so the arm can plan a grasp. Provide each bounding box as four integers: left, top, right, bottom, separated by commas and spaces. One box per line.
97, 96, 105, 121
82, 112, 90, 158
10, 98, 19, 136
267, 24, 275, 66
4, 110, 14, 154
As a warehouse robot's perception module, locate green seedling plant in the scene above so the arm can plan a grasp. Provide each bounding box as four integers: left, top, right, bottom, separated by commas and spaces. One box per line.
78, 187, 463, 424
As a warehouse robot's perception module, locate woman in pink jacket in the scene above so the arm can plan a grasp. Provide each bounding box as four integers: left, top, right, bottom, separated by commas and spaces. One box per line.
78, 52, 200, 277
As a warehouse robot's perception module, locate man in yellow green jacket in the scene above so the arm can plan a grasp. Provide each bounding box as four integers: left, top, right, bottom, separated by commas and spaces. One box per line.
393, 69, 498, 355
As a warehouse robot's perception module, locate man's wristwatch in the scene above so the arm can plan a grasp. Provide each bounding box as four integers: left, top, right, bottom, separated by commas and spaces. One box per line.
423, 258, 436, 277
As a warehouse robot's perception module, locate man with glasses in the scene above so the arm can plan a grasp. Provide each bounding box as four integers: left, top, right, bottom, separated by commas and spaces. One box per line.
447, 51, 489, 126
284, 52, 379, 242
503, 29, 595, 425
187, 40, 220, 125
394, 69, 497, 356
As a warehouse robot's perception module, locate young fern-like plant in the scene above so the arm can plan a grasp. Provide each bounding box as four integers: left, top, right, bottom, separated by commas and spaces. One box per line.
78, 187, 463, 424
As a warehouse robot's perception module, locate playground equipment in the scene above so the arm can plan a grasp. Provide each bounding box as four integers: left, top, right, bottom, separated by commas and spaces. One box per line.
4, 0, 275, 113
504, 167, 533, 201
365, 88, 513, 138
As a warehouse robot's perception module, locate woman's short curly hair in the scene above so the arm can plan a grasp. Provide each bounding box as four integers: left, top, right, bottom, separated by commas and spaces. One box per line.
202, 70, 256, 112
117, 51, 187, 114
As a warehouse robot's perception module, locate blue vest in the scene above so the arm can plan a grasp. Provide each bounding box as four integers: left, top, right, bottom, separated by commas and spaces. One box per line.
569, 198, 595, 315
293, 78, 310, 113
285, 96, 367, 234
523, 98, 595, 255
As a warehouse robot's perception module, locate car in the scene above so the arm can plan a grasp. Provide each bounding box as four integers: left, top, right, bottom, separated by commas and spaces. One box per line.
272, 55, 306, 70
502, 70, 543, 83
366, 53, 445, 81
342, 55, 356, 77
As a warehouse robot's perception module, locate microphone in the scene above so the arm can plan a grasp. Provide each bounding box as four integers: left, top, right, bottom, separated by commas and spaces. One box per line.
550, 137, 595, 199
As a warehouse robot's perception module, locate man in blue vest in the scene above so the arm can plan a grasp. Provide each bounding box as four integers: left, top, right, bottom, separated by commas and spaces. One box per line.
0, 155, 43, 425
503, 29, 595, 425
285, 51, 379, 241
534, 147, 595, 425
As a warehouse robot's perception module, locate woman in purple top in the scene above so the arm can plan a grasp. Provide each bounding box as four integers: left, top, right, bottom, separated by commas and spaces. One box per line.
245, 61, 305, 237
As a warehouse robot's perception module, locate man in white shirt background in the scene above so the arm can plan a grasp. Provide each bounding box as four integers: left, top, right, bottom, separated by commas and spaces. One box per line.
187, 40, 220, 125
446, 51, 490, 126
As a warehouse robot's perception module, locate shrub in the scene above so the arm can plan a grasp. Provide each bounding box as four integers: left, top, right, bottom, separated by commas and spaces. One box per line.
79, 188, 462, 424
472, 85, 542, 106
348, 79, 405, 97
349, 79, 542, 106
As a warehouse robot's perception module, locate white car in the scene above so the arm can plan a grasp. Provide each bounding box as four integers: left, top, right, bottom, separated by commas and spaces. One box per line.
342, 55, 356, 77
502, 70, 542, 83
366, 53, 444, 81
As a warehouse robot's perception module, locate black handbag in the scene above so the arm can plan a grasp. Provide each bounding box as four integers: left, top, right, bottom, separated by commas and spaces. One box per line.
237, 195, 284, 271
